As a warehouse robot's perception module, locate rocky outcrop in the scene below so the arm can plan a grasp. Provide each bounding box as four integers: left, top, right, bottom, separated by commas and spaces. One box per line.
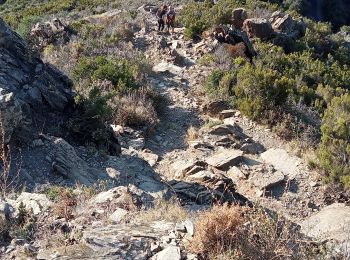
243, 18, 273, 39
270, 11, 305, 38
30, 18, 71, 48
52, 138, 109, 186
0, 18, 73, 144
231, 8, 248, 29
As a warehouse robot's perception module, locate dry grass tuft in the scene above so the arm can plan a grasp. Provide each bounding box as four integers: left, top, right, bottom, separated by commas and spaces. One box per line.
189, 204, 315, 260
189, 204, 246, 257
134, 198, 188, 224
186, 126, 200, 144
111, 87, 160, 131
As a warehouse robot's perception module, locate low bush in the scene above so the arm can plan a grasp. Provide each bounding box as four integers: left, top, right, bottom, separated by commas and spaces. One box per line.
317, 94, 350, 188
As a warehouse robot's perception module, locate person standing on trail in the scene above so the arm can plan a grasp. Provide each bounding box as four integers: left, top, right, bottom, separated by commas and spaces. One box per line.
166, 6, 176, 33
156, 5, 168, 31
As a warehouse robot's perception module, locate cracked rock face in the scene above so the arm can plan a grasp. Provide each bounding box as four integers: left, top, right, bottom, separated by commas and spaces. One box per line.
0, 18, 73, 144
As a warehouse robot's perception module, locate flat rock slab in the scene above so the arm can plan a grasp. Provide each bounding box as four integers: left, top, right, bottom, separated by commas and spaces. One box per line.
301, 203, 350, 243
151, 245, 181, 260
206, 150, 243, 171
250, 171, 285, 190
261, 148, 301, 177
153, 62, 182, 75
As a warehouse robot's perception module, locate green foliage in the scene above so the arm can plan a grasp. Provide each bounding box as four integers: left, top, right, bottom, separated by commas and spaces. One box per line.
317, 94, 350, 188
73, 56, 138, 92
16, 15, 41, 40
178, 0, 243, 39
234, 64, 293, 119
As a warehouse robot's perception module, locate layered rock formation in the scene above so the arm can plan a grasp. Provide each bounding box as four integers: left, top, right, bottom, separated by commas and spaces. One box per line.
0, 18, 73, 144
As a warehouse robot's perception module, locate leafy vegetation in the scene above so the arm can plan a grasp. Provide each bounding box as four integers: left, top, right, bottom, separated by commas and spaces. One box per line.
317, 94, 350, 188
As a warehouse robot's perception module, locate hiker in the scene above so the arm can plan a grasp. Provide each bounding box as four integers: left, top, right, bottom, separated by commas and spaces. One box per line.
166, 6, 176, 33
156, 5, 168, 31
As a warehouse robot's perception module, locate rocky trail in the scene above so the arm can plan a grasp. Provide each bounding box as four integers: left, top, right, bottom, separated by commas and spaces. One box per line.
132, 11, 326, 222
1, 5, 350, 260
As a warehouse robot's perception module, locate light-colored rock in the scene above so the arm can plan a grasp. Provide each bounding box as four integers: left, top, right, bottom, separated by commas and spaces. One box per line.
128, 137, 145, 150
151, 245, 181, 260
153, 62, 182, 75
14, 192, 52, 215
301, 203, 350, 243
206, 149, 243, 170
139, 152, 159, 167
261, 148, 301, 178
226, 166, 246, 182
250, 171, 285, 190
109, 208, 128, 223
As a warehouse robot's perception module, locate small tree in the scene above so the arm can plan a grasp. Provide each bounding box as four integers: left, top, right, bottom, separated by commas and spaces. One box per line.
317, 93, 350, 188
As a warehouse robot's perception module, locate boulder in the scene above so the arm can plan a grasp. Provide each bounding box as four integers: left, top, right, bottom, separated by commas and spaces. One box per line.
250, 171, 285, 190
208, 124, 247, 140
202, 100, 231, 117
153, 62, 182, 75
30, 18, 71, 48
151, 245, 181, 260
261, 148, 301, 178
243, 18, 273, 39
14, 192, 52, 215
231, 8, 248, 29
270, 11, 306, 38
301, 203, 350, 243
206, 149, 243, 171
0, 18, 72, 144
240, 142, 265, 154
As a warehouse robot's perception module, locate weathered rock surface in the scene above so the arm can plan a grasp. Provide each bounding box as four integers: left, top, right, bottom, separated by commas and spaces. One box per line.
261, 148, 301, 178
151, 245, 181, 260
243, 18, 273, 39
11, 192, 52, 215
206, 149, 243, 171
52, 138, 109, 186
301, 203, 350, 243
31, 18, 71, 48
250, 170, 285, 190
270, 11, 305, 39
0, 18, 72, 144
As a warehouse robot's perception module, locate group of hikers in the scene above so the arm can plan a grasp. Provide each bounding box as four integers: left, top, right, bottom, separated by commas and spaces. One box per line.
156, 5, 176, 33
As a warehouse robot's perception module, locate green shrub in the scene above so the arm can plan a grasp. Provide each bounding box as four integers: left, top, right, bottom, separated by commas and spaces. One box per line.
178, 0, 243, 39
73, 56, 138, 92
235, 64, 293, 119
317, 94, 350, 188
16, 15, 41, 40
